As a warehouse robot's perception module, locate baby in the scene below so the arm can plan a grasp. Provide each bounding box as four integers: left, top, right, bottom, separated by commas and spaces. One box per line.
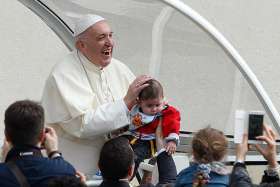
127, 79, 181, 178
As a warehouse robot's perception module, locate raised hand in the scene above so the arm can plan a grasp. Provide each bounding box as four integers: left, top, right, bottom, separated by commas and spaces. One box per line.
255, 124, 278, 168
124, 75, 152, 110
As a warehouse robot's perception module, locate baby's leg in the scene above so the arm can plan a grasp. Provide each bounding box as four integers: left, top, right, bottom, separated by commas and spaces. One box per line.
155, 122, 177, 186
131, 140, 151, 182
156, 151, 177, 185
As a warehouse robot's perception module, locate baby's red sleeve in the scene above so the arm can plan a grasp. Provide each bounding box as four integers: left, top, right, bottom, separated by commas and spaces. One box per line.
161, 105, 181, 137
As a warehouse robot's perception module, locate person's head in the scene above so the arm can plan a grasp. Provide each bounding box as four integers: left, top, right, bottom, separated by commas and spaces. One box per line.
4, 100, 45, 147
138, 79, 164, 115
192, 127, 228, 163
98, 137, 134, 181
74, 14, 114, 68
48, 176, 87, 187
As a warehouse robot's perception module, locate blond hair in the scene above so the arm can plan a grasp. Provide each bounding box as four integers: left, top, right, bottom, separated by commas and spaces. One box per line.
192, 127, 228, 163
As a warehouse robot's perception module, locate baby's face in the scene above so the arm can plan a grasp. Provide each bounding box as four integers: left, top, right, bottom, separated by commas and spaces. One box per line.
139, 97, 164, 115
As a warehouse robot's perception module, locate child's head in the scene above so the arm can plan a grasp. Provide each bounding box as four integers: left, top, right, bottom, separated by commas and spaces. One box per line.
138, 79, 164, 115
99, 137, 134, 180
192, 127, 228, 163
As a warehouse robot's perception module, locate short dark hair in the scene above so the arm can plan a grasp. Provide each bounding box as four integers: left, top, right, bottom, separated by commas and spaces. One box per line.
138, 79, 163, 100
99, 137, 134, 180
48, 176, 87, 187
4, 100, 44, 146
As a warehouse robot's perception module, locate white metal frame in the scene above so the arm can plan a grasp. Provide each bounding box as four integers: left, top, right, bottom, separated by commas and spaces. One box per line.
17, 0, 280, 132
17, 0, 74, 50
161, 0, 280, 131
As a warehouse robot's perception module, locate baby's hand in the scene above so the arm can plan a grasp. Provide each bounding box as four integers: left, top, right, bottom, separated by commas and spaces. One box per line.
165, 141, 177, 155
160, 99, 168, 110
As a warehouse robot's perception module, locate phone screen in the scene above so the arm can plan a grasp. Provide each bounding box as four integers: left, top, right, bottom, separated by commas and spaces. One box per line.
248, 114, 264, 140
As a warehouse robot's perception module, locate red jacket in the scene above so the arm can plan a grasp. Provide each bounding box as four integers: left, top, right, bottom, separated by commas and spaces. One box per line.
136, 105, 180, 138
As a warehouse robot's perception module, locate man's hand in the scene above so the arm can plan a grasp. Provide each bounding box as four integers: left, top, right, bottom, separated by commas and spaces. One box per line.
44, 127, 59, 155
76, 171, 86, 184
124, 75, 151, 110
236, 134, 248, 162
165, 141, 177, 155
255, 124, 278, 168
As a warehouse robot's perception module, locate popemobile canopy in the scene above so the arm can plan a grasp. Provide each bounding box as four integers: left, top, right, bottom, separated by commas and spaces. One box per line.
9, 0, 280, 137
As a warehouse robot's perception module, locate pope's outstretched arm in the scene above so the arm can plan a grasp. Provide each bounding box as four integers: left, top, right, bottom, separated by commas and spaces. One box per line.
41, 66, 150, 139
59, 99, 130, 138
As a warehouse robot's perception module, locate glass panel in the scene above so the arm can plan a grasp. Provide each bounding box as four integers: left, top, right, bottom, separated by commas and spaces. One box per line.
160, 10, 272, 134
0, 1, 68, 143
37, 0, 274, 135
41, 0, 166, 73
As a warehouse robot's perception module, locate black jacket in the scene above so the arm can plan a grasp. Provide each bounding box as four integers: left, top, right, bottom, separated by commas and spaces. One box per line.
229, 162, 280, 187
0, 145, 76, 187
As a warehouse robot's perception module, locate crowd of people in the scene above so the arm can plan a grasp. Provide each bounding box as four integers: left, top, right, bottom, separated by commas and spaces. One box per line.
1, 14, 280, 187
1, 99, 279, 187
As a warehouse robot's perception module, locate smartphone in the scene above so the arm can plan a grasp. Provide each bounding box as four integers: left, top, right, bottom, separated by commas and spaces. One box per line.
248, 111, 264, 142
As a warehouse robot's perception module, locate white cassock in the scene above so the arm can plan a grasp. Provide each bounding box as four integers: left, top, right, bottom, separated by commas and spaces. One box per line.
41, 50, 135, 173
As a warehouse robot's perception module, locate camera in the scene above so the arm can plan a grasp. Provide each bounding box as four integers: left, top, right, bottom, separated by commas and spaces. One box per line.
248, 111, 264, 143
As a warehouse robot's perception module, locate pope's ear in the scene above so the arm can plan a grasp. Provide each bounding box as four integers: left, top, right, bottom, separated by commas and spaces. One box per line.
75, 40, 85, 50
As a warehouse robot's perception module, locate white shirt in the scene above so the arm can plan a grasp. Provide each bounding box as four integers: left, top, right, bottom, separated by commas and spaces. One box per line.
41, 50, 135, 173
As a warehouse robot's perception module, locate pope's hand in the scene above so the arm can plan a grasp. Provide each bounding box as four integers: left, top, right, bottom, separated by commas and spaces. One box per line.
124, 75, 151, 110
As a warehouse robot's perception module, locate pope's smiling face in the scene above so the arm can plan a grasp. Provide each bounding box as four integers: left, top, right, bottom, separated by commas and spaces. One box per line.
77, 20, 114, 68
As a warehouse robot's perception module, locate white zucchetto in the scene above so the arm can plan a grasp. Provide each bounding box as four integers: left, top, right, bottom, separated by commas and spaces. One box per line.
74, 14, 106, 36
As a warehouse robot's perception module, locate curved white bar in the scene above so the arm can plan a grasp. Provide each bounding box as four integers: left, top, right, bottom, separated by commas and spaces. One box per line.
17, 0, 74, 50
161, 0, 280, 132
149, 6, 173, 78
16, 0, 280, 132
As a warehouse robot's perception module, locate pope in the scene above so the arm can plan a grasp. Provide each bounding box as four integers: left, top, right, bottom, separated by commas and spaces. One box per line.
41, 14, 150, 173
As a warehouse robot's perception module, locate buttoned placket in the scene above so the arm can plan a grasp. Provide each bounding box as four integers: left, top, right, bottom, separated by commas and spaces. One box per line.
100, 69, 114, 102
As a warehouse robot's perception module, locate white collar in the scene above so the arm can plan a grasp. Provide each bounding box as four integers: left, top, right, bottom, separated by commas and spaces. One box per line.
76, 50, 103, 72
130, 105, 160, 125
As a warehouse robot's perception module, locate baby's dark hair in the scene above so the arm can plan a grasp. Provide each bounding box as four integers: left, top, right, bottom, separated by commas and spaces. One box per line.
192, 127, 228, 163
138, 79, 163, 100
